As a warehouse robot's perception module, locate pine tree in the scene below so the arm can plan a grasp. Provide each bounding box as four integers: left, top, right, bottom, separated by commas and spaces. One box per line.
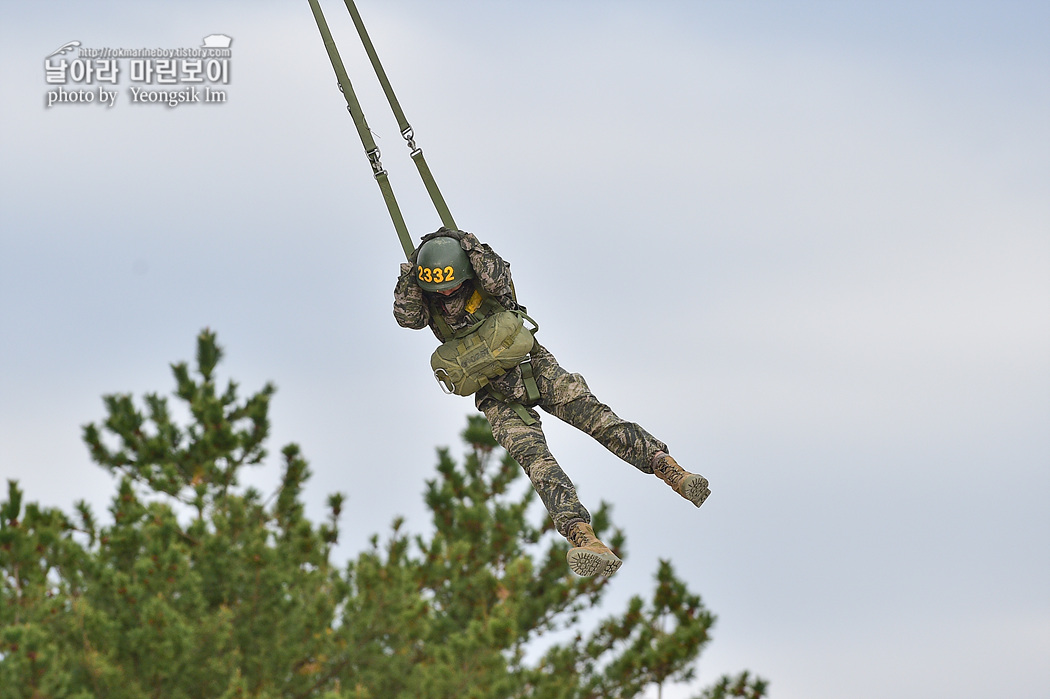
0, 330, 767, 698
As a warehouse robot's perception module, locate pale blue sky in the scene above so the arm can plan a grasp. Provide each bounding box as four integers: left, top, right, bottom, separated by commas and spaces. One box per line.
2, 2, 1048, 698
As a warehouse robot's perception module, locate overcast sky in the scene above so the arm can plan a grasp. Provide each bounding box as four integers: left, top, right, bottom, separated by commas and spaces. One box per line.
2, 2, 1048, 698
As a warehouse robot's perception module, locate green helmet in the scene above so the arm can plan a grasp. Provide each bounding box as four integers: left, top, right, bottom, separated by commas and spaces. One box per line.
415, 236, 474, 291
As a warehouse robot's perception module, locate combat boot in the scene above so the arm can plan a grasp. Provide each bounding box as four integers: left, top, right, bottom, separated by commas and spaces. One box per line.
565, 521, 622, 577
653, 453, 710, 508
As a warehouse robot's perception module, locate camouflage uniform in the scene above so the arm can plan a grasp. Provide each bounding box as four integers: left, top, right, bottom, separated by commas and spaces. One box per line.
394, 229, 668, 537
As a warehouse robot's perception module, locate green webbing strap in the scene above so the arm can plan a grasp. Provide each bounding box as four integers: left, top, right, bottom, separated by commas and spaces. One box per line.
342, 0, 458, 232
307, 0, 415, 260
519, 357, 541, 404
485, 386, 537, 426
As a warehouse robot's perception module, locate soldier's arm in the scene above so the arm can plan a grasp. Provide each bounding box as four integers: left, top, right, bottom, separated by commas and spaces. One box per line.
393, 262, 430, 329
460, 232, 517, 307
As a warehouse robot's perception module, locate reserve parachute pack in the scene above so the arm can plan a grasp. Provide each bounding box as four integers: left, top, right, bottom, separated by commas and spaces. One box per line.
429, 289, 539, 398
431, 311, 536, 396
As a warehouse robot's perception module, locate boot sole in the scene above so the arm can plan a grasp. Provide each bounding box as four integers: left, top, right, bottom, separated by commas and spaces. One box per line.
681, 474, 711, 508
567, 549, 623, 578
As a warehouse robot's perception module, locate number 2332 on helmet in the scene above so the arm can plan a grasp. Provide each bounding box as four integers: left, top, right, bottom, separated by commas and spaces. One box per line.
415, 236, 475, 291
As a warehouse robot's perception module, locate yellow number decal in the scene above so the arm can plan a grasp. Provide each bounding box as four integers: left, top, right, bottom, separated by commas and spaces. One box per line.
417, 266, 456, 286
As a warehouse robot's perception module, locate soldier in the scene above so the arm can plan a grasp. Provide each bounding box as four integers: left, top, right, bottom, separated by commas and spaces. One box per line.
394, 228, 710, 577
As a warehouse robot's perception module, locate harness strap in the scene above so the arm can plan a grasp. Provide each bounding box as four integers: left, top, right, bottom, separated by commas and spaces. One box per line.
428, 286, 537, 342
484, 386, 537, 426
309, 0, 457, 260
341, 0, 457, 232
520, 356, 541, 404
307, 0, 415, 260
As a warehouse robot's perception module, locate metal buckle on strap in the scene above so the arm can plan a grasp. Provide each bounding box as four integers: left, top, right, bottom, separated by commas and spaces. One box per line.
366, 146, 386, 177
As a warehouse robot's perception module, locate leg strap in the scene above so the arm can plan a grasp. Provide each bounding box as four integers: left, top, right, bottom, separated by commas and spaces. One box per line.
485, 357, 541, 425
520, 356, 541, 404
485, 388, 536, 425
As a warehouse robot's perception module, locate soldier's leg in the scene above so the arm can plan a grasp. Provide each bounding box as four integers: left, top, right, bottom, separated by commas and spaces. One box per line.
478, 394, 590, 537
531, 346, 711, 508
530, 347, 666, 473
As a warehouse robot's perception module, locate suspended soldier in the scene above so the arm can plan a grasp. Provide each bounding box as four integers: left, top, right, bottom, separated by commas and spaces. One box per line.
394, 228, 710, 578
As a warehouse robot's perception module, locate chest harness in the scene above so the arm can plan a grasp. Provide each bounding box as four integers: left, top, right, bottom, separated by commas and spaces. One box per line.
307, 0, 541, 423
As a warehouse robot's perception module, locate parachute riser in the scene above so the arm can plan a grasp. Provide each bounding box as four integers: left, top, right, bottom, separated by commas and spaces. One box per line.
308, 0, 457, 260
341, 0, 457, 231
307, 0, 414, 259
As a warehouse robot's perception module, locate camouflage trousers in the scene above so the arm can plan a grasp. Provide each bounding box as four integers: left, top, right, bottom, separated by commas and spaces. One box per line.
477, 345, 667, 538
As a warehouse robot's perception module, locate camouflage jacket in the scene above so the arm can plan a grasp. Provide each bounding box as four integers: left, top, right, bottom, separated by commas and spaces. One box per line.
393, 228, 530, 402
